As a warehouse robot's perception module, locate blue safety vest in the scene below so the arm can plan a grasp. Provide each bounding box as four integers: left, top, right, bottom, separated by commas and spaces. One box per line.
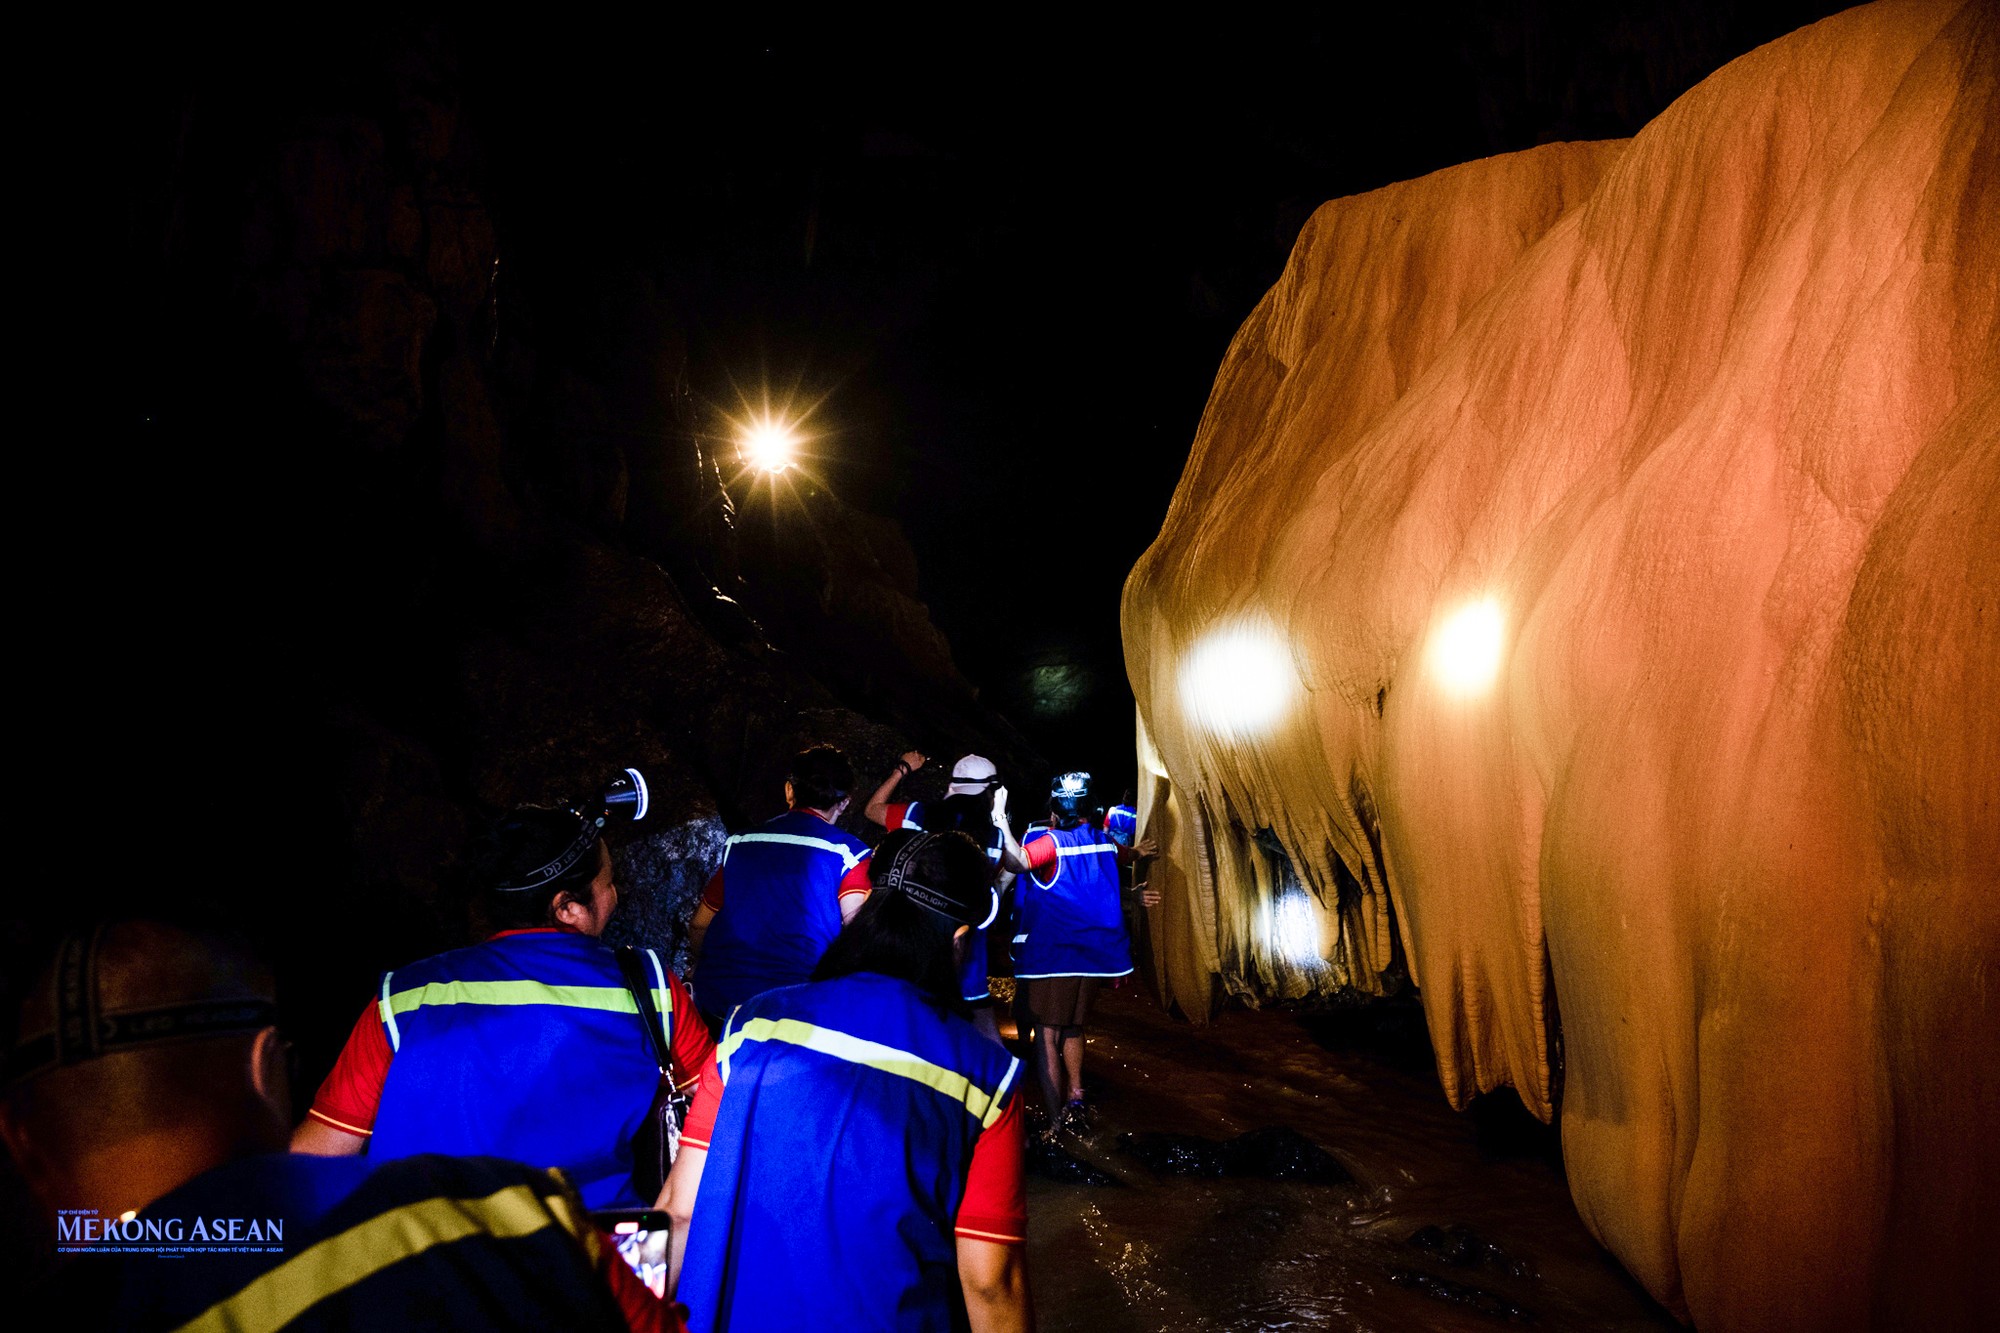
369, 930, 672, 1209
1106, 803, 1137, 847
679, 972, 1021, 1332
86, 1153, 629, 1332
1015, 822, 1133, 979
1002, 822, 1044, 970
697, 810, 870, 1017
899, 800, 1002, 1003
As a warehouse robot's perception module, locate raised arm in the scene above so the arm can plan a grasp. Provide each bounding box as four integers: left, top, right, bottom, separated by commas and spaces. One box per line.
863, 751, 927, 827
990, 785, 1032, 874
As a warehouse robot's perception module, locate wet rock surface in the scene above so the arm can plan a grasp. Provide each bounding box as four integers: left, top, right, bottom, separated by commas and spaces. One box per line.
1028, 1136, 1123, 1187
1119, 1126, 1350, 1183
1387, 1269, 1535, 1322
1407, 1223, 1539, 1280
1025, 985, 1674, 1331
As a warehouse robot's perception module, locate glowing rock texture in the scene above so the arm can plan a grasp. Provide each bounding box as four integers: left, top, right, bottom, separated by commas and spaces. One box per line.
1122, 2, 1996, 1325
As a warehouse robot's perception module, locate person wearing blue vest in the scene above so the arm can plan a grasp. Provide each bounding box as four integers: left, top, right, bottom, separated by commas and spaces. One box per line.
1, 918, 680, 1332
1105, 790, 1138, 848
291, 805, 714, 1213
864, 750, 1032, 1040
1014, 772, 1157, 1132
666, 830, 1032, 1333
688, 745, 875, 1024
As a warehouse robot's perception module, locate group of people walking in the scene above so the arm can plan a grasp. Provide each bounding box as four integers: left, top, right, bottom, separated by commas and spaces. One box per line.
2, 743, 1153, 1332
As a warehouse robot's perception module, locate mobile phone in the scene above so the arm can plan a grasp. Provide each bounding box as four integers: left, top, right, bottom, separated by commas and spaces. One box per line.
591, 1209, 672, 1296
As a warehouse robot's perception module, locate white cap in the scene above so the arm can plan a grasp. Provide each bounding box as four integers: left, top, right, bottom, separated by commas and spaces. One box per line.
946, 754, 999, 797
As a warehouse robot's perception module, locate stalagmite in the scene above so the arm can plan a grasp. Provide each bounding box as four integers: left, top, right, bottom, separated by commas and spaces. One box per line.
1121, 1, 1996, 1327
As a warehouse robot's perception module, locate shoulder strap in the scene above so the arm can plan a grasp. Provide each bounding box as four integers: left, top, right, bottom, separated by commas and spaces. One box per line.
615, 946, 672, 1075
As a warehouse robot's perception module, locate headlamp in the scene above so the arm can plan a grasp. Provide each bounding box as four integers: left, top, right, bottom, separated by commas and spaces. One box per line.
494, 767, 657, 894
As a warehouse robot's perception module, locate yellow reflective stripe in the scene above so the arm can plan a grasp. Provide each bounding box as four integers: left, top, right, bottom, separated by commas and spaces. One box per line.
173, 1180, 589, 1333
386, 979, 640, 1017
719, 1017, 1014, 1128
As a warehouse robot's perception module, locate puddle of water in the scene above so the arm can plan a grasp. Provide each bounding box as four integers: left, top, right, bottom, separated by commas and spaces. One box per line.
1022, 985, 1673, 1332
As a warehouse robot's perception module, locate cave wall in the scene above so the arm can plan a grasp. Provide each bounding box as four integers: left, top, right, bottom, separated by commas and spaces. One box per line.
111, 26, 1033, 1072
1122, 1, 1996, 1326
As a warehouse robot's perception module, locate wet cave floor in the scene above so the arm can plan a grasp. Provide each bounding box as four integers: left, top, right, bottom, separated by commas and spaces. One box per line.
1005, 984, 1676, 1332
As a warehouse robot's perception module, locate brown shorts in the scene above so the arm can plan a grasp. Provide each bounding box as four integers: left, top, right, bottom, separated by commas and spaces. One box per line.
1024, 975, 1102, 1028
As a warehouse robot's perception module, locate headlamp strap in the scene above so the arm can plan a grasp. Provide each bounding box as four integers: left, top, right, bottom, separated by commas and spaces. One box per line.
52, 925, 104, 1066
883, 833, 956, 923
6, 925, 278, 1085
8, 999, 281, 1086
496, 811, 603, 893
882, 833, 999, 931
883, 832, 933, 894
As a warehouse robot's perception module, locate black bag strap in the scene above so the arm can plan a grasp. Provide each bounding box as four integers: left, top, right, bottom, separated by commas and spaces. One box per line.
615, 945, 672, 1077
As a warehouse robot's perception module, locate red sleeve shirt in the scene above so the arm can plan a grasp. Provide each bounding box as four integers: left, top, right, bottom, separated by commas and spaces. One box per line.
677, 1048, 725, 1151
837, 856, 873, 902
954, 1093, 1028, 1244
1021, 833, 1059, 878
677, 1047, 1027, 1244
307, 1000, 393, 1136
665, 970, 715, 1091
307, 948, 714, 1134
884, 802, 914, 830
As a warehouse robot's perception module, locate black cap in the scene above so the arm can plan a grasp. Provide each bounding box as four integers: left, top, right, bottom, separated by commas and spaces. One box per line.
880, 832, 999, 931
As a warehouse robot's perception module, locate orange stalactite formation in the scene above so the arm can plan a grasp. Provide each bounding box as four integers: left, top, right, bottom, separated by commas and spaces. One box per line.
1122, 1, 1998, 1327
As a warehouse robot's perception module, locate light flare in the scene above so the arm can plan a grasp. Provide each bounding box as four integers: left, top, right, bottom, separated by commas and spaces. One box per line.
1177, 617, 1298, 740
1428, 596, 1506, 696
740, 419, 800, 473
1261, 887, 1327, 970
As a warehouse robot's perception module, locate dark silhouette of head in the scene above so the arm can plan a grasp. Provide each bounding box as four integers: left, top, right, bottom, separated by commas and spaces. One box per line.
464, 807, 617, 936
788, 745, 856, 814
812, 830, 991, 1008
1, 919, 289, 1217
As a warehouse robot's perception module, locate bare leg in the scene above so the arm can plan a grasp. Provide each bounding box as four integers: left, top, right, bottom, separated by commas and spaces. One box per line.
1036, 1024, 1065, 1121
1062, 1031, 1086, 1102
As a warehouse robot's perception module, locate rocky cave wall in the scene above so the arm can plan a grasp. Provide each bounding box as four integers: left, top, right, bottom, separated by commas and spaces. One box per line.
124, 29, 1032, 1036
1122, 1, 1995, 1327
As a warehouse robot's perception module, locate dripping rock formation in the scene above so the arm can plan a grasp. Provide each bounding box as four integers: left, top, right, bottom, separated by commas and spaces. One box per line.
1122, 1, 1996, 1326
